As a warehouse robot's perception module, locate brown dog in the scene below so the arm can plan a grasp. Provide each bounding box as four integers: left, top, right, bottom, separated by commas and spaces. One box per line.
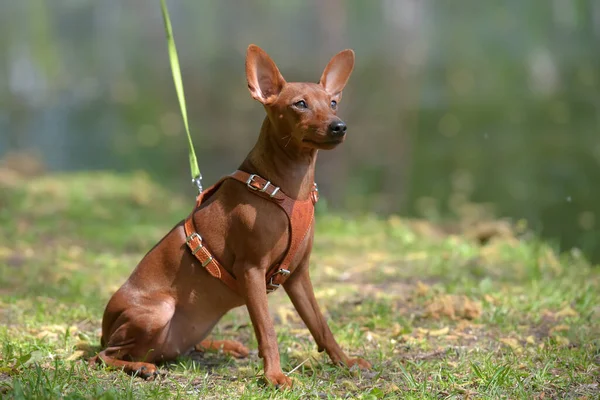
91, 44, 370, 388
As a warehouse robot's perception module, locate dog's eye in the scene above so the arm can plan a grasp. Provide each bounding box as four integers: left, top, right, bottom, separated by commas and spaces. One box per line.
294, 100, 308, 109
330, 100, 337, 110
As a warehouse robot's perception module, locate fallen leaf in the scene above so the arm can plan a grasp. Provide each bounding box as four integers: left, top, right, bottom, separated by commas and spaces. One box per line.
526, 336, 536, 344
415, 281, 430, 297
391, 323, 404, 337
426, 295, 482, 320
483, 294, 497, 304
36, 331, 59, 340
429, 327, 450, 337
74, 341, 93, 352
500, 337, 522, 352
555, 306, 579, 319
550, 325, 570, 335
277, 307, 299, 324
554, 336, 570, 346
385, 383, 400, 393
416, 327, 429, 336
65, 350, 85, 361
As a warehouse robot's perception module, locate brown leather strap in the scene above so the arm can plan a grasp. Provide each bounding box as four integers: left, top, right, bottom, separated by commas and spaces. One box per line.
228, 170, 317, 292
184, 179, 239, 293
183, 216, 238, 292
183, 170, 318, 294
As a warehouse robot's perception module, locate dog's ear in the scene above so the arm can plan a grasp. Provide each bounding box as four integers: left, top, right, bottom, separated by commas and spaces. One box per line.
245, 44, 286, 105
319, 49, 355, 100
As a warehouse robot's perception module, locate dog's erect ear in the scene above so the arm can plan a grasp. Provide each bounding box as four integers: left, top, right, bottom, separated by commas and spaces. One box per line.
245, 44, 286, 105
319, 49, 355, 100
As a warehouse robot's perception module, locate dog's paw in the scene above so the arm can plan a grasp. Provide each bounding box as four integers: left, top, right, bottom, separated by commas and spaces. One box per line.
345, 358, 372, 370
132, 363, 161, 380
263, 371, 293, 389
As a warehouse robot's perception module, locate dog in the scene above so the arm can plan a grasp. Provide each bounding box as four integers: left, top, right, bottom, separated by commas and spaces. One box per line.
90, 44, 371, 388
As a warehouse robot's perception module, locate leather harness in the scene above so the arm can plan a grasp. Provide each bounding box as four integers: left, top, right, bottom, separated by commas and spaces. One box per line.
183, 170, 319, 295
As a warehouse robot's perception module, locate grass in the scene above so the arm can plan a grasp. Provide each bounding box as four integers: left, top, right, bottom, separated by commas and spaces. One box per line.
0, 171, 598, 399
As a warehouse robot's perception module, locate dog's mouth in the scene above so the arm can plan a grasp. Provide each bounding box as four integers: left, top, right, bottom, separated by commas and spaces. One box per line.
302, 137, 344, 148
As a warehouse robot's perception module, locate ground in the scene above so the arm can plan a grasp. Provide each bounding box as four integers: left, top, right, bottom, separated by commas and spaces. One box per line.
0, 172, 598, 399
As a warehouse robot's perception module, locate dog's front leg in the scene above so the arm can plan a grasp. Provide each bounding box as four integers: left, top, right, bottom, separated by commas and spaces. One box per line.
284, 263, 371, 370
239, 264, 292, 388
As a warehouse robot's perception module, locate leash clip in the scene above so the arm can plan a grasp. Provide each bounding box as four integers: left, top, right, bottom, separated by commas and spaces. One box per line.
192, 175, 203, 194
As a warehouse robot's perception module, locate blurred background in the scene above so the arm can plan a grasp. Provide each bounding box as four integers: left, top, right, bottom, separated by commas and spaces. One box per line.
0, 0, 598, 263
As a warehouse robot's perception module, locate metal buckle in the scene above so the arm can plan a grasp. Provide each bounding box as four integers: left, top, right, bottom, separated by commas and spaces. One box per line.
266, 269, 291, 293
186, 232, 203, 255
276, 268, 291, 277
246, 174, 260, 190
246, 174, 280, 197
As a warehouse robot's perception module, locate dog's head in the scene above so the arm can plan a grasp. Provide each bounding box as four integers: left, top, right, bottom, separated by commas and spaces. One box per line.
245, 44, 355, 150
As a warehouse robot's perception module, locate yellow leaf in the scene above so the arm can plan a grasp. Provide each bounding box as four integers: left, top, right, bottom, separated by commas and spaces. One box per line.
555, 306, 579, 319
550, 325, 570, 335
0, 247, 12, 258
554, 336, 570, 346
416, 327, 429, 336
366, 252, 388, 262
500, 337, 521, 350
74, 341, 93, 352
483, 294, 496, 304
391, 323, 403, 337
386, 383, 400, 393
429, 327, 450, 337
415, 281, 430, 296
36, 331, 58, 340
277, 307, 298, 325
65, 350, 85, 361
526, 336, 536, 344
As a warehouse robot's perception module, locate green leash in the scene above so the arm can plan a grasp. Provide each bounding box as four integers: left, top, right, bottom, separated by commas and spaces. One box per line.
159, 0, 202, 193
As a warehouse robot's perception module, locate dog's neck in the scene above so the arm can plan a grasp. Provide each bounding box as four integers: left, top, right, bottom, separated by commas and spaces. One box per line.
241, 117, 317, 200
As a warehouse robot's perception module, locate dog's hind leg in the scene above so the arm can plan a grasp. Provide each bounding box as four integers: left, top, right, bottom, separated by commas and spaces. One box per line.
92, 292, 179, 379
89, 346, 160, 380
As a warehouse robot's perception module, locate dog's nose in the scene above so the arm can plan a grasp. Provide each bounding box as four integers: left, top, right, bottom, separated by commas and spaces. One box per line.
328, 120, 347, 138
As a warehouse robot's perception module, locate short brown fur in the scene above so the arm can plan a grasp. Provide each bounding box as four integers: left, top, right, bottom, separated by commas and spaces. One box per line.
90, 44, 370, 388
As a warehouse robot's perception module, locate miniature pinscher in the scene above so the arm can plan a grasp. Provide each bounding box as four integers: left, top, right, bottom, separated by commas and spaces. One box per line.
90, 44, 370, 389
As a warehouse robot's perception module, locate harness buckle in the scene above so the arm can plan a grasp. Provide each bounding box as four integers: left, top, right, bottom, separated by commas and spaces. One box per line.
246, 174, 260, 190
246, 174, 280, 197
266, 269, 291, 293
186, 232, 203, 255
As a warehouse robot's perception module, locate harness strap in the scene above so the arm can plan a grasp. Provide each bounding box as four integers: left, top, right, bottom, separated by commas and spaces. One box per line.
183, 170, 318, 294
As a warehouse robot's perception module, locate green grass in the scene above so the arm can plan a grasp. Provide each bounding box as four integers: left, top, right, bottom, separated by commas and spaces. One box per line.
0, 172, 598, 399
